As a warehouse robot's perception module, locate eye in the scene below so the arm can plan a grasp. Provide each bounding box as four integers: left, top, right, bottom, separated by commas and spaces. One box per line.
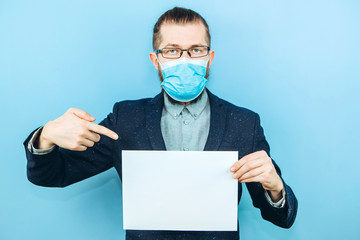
191, 47, 203, 54
164, 48, 180, 55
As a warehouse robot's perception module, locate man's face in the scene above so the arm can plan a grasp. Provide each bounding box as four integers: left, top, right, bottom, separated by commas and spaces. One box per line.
150, 22, 215, 81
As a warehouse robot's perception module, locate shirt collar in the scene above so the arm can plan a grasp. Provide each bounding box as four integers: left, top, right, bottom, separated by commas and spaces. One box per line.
163, 90, 209, 120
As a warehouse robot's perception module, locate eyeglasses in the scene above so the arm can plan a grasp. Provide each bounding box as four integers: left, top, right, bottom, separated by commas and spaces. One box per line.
155, 46, 210, 59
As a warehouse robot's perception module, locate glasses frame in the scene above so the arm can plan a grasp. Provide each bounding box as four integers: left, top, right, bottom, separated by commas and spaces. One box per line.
155, 46, 210, 59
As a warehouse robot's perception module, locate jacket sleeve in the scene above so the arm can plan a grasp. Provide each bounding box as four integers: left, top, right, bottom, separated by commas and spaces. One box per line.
24, 105, 118, 188
245, 113, 298, 228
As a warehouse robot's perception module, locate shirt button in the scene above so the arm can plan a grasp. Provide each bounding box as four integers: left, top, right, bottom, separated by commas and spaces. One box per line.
174, 113, 178, 117
194, 113, 198, 118
183, 120, 190, 125
183, 147, 189, 151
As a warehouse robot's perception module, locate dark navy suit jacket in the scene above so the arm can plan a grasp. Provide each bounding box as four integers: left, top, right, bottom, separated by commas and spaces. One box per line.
24, 89, 297, 240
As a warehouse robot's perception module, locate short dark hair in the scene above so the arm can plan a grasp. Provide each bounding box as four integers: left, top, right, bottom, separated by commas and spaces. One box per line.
152, 7, 211, 50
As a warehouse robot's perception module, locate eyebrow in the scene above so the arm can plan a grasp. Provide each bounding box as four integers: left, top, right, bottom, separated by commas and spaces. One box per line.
163, 43, 207, 48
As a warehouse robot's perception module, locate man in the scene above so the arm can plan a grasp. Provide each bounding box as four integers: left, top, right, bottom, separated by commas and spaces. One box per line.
24, 7, 297, 240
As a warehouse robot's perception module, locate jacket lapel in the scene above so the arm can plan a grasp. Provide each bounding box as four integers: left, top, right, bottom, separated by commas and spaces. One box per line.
145, 92, 167, 150
204, 89, 226, 151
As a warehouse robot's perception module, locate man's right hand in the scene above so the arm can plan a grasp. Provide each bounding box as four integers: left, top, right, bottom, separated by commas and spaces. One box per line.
38, 108, 119, 151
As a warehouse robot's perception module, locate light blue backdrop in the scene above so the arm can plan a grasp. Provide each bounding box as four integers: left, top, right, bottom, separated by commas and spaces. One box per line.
1, 0, 359, 239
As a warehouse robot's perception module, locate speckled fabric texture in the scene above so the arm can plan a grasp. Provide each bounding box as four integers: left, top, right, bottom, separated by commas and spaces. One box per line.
24, 89, 298, 240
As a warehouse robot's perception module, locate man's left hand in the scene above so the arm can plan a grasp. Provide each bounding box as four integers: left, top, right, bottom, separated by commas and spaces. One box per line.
230, 150, 284, 202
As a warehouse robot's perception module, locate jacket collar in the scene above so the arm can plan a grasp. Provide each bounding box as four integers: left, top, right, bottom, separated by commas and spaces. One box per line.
145, 88, 226, 151
145, 92, 167, 150
203, 89, 226, 151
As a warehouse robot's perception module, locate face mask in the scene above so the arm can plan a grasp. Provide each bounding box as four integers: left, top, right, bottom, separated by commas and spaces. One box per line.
158, 57, 208, 102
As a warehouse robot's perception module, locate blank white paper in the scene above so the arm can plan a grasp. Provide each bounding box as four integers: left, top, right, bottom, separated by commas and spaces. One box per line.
122, 150, 238, 231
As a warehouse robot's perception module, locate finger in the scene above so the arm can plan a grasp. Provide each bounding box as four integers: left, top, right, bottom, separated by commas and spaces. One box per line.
79, 138, 95, 148
230, 152, 259, 172
238, 166, 264, 181
72, 145, 87, 151
240, 175, 263, 184
233, 158, 264, 179
87, 122, 118, 140
230, 158, 247, 173
68, 108, 96, 122
85, 132, 101, 143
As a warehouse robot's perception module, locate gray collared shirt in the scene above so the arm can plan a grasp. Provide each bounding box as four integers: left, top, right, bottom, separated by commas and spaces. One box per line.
161, 90, 210, 151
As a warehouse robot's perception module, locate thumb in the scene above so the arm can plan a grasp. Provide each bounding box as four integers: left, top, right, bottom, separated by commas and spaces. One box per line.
68, 108, 96, 122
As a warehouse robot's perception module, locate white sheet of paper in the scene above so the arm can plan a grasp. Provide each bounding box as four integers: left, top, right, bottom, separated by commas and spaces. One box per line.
122, 150, 238, 231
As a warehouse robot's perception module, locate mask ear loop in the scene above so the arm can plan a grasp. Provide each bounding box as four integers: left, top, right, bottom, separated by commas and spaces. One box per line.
205, 53, 211, 63
155, 53, 162, 65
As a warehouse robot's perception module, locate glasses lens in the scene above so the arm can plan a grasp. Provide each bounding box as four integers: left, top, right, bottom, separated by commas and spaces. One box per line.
162, 48, 181, 59
189, 47, 209, 58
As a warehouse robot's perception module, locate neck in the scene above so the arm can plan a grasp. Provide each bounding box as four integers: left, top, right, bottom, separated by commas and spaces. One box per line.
163, 90, 204, 106
181, 102, 191, 106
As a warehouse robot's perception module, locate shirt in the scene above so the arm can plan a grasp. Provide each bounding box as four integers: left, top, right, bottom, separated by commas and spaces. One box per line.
161, 90, 210, 151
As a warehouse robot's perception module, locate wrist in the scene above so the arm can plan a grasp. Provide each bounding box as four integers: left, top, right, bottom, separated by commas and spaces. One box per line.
269, 178, 284, 202
38, 122, 55, 149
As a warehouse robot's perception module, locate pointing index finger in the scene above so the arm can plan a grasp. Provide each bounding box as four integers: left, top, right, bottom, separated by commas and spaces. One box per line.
87, 122, 118, 140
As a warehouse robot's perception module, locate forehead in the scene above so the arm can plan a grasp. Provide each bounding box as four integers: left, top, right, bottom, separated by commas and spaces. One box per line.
158, 22, 207, 48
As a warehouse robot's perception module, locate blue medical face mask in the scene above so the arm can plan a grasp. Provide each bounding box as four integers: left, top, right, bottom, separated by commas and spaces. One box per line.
158, 57, 208, 102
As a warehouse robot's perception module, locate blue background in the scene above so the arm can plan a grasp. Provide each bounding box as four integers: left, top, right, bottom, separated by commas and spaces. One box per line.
1, 0, 359, 239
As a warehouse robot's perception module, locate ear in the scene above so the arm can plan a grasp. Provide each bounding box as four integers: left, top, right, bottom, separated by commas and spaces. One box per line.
149, 52, 159, 70
208, 50, 215, 67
